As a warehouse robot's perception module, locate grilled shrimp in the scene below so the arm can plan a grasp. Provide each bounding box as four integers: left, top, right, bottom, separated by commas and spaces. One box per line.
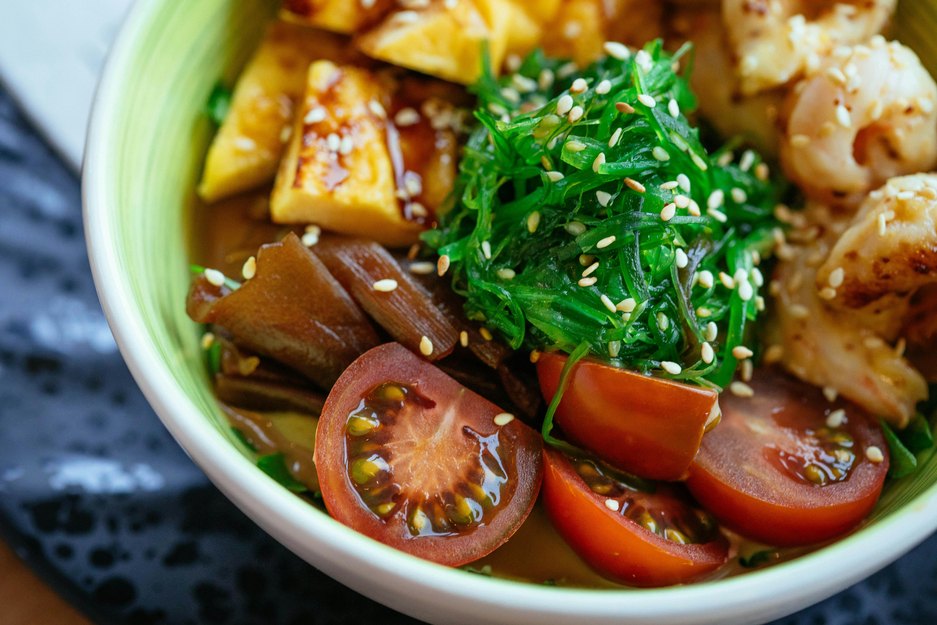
781, 41, 937, 208
817, 174, 937, 308
769, 203, 927, 427
723, 0, 896, 95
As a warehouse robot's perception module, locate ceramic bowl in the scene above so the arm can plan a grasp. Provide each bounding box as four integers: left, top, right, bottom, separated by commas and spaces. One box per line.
83, 1, 937, 623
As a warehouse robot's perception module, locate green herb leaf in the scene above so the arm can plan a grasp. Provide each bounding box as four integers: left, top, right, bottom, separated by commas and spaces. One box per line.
257, 453, 308, 493
207, 338, 222, 376
231, 427, 258, 453
739, 550, 779, 568
206, 83, 232, 126
881, 420, 918, 479
902, 414, 935, 455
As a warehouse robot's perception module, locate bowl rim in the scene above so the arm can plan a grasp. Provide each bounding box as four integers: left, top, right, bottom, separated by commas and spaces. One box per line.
82, 1, 937, 623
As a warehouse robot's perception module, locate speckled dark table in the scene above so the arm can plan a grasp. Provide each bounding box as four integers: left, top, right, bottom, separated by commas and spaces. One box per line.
1, 88, 936, 625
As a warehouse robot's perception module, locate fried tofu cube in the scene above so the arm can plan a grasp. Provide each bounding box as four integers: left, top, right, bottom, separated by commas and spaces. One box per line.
280, 0, 394, 34
271, 61, 423, 247
356, 0, 512, 85
198, 21, 353, 203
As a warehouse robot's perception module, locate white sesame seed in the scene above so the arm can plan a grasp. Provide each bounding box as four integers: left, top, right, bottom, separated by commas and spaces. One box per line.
304, 106, 328, 124
615, 101, 635, 115
674, 249, 689, 269
568, 106, 585, 123
597, 234, 616, 248
459, 330, 469, 347
481, 240, 492, 260
593, 153, 606, 173
657, 312, 670, 331
730, 381, 754, 397
660, 203, 676, 222
755, 163, 770, 181
691, 152, 709, 171
604, 498, 620, 511
512, 73, 537, 93
368, 99, 387, 118
437, 255, 451, 276
539, 68, 555, 90
668, 99, 680, 118
596, 79, 612, 95
496, 268, 516, 280
565, 140, 586, 152
701, 342, 715, 364
372, 279, 399, 292
818, 287, 837, 301
635, 50, 653, 73
738, 280, 754, 301
600, 294, 617, 313
394, 107, 420, 127
578, 276, 597, 287
234, 137, 256, 151
409, 261, 435, 275
200, 332, 215, 350
828, 267, 845, 288
707, 190, 725, 210
326, 133, 341, 152
732, 345, 754, 359
608, 340, 621, 358
566, 221, 586, 235
603, 41, 631, 60
546, 171, 565, 183
339, 136, 355, 155
301, 231, 320, 247
479, 327, 494, 341
624, 178, 645, 193
204, 268, 226, 287
494, 412, 515, 426
571, 78, 588, 94
609, 127, 623, 147
866, 446, 885, 463
661, 361, 682, 375
705, 321, 718, 342
582, 261, 600, 277
660, 180, 679, 191
557, 94, 574, 116
719, 272, 736, 289
241, 256, 257, 281
637, 94, 656, 108
739, 150, 756, 172
707, 208, 728, 223
527, 211, 541, 233
836, 104, 852, 128
419, 336, 434, 357
731, 188, 748, 204
790, 134, 810, 148
674, 194, 690, 209
652, 146, 670, 161
826, 409, 846, 428
677, 174, 691, 193
823, 386, 839, 402
698, 270, 714, 289
616, 297, 637, 313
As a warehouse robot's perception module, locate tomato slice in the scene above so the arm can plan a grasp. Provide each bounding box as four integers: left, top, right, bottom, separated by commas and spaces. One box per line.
314, 342, 543, 566
686, 368, 890, 546
542, 448, 728, 587
537, 352, 719, 480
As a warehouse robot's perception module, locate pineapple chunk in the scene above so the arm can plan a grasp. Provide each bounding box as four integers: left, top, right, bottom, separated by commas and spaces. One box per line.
543, 0, 662, 67
280, 0, 393, 34
198, 21, 353, 203
504, 0, 562, 57
271, 61, 422, 247
356, 0, 512, 85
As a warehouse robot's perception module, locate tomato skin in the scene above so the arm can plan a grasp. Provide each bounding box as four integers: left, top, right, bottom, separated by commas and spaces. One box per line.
537, 352, 719, 480
542, 449, 728, 587
315, 342, 543, 567
686, 369, 889, 547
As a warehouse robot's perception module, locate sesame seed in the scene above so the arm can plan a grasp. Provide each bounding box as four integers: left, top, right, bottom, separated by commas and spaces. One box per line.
301, 231, 320, 247
326, 133, 341, 152
480, 327, 493, 341
593, 153, 606, 173
637, 94, 656, 108
539, 69, 555, 90
419, 336, 434, 356
459, 331, 469, 347
624, 178, 646, 193
409, 261, 435, 275
494, 412, 515, 426
661, 361, 682, 375
557, 62, 578, 79
234, 137, 256, 151
557, 94, 574, 116
368, 99, 387, 118
866, 446, 885, 463
730, 381, 754, 397
836, 104, 852, 128
304, 106, 327, 124
582, 262, 600, 277
600, 294, 617, 313
691, 152, 709, 171
823, 386, 839, 402
652, 146, 670, 161
732, 345, 754, 359
668, 99, 680, 118
731, 188, 748, 204
568, 106, 585, 123
788, 304, 809, 319
241, 256, 257, 280
609, 127, 623, 147
481, 240, 492, 260
739, 150, 756, 172
677, 174, 691, 193
616, 297, 637, 313
657, 312, 670, 331
497, 268, 516, 280
701, 342, 715, 364
688, 200, 701, 216
529, 349, 541, 363
571, 78, 588, 94
755, 163, 770, 181
660, 180, 679, 191
826, 409, 846, 428
578, 276, 597, 287
372, 279, 398, 292
707, 208, 728, 223
661, 203, 677, 221
546, 171, 565, 183
828, 267, 845, 288
738, 280, 754, 302
698, 270, 714, 289
705, 321, 718, 342
604, 498, 620, 511
339, 136, 355, 155
204, 268, 226, 287
596, 234, 616, 249
565, 140, 586, 152
200, 332, 215, 350
675, 248, 688, 268
674, 194, 690, 209
437, 255, 451, 276
635, 50, 653, 73
512, 73, 537, 93
596, 79, 612, 95
527, 211, 541, 233
719, 272, 736, 289
608, 341, 621, 358
615, 101, 635, 115
566, 221, 586, 235
603, 41, 631, 60
819, 287, 837, 300
394, 107, 420, 126
790, 134, 810, 148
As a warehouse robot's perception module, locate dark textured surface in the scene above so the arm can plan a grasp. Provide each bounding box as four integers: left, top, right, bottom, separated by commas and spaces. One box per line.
0, 86, 936, 625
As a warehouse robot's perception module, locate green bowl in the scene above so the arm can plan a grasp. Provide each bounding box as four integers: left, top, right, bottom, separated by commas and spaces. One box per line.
82, 1, 937, 623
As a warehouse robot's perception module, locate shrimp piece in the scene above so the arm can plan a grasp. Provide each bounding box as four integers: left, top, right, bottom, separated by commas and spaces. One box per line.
667, 4, 783, 157
723, 0, 897, 95
781, 41, 937, 209
817, 174, 937, 308
770, 214, 927, 427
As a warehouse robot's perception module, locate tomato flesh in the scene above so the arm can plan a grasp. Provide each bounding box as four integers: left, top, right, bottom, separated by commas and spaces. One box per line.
315, 342, 543, 566
542, 448, 728, 587
686, 368, 889, 546
537, 352, 719, 480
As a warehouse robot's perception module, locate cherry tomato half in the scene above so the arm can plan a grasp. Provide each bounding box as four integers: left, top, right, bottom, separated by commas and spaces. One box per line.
542, 448, 729, 587
686, 368, 890, 546
537, 352, 720, 480
315, 342, 543, 566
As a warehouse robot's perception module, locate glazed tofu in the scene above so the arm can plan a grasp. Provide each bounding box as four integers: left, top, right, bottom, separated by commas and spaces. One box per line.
198, 21, 353, 203
356, 0, 511, 85
280, 0, 394, 34
270, 61, 423, 247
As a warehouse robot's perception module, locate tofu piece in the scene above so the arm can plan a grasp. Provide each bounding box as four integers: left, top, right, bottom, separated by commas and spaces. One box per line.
280, 0, 394, 34
198, 21, 353, 203
271, 61, 423, 247
356, 0, 512, 85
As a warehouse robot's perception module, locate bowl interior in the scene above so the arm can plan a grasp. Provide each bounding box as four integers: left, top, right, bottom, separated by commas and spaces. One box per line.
84, 0, 937, 623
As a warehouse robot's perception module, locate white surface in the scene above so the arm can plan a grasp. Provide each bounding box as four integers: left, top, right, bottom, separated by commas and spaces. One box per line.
0, 0, 133, 171
84, 1, 937, 624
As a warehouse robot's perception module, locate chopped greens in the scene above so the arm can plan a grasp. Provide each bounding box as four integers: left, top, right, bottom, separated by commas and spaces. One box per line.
206, 83, 232, 126
257, 453, 308, 493
881, 416, 936, 480
428, 43, 780, 387
739, 549, 779, 568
